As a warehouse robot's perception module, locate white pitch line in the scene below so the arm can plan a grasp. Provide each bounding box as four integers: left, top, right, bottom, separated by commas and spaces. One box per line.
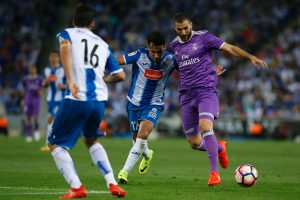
0, 186, 110, 195
0, 186, 65, 191
0, 192, 65, 196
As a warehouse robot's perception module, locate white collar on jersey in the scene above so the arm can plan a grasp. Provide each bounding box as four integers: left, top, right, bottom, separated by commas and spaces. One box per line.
178, 31, 196, 44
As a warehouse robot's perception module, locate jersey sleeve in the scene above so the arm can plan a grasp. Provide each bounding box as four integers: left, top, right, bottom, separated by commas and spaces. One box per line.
204, 32, 224, 50
105, 51, 123, 75
173, 56, 179, 70
167, 38, 175, 51
56, 68, 65, 85
44, 68, 49, 78
123, 50, 141, 64
56, 30, 71, 47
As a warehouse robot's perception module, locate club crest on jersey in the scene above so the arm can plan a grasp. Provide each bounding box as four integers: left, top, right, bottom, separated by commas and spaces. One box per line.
161, 61, 167, 68
144, 69, 163, 80
148, 108, 157, 119
163, 55, 173, 67
128, 51, 138, 56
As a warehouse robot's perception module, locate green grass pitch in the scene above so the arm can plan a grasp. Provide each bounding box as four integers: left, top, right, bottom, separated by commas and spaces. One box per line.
0, 136, 299, 200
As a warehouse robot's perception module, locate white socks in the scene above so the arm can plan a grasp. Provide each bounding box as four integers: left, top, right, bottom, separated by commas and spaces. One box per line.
51, 147, 81, 189
142, 145, 150, 158
124, 138, 147, 172
51, 144, 117, 189
45, 123, 52, 144
89, 143, 117, 187
132, 138, 150, 159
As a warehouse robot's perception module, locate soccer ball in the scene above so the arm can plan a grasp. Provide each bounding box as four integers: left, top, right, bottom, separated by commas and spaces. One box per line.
234, 164, 258, 187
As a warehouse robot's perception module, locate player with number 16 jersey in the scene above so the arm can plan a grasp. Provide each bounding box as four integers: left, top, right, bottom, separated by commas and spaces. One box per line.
47, 4, 126, 198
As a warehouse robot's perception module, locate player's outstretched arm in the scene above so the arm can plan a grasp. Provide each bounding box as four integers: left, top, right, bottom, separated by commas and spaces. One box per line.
103, 53, 126, 84
116, 56, 126, 65
103, 71, 125, 84
220, 43, 268, 69
43, 78, 50, 87
60, 40, 80, 99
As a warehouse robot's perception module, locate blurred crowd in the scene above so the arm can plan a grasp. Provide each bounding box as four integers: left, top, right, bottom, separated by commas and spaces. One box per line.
87, 0, 300, 123
219, 24, 300, 120
0, 1, 300, 135
0, 0, 66, 114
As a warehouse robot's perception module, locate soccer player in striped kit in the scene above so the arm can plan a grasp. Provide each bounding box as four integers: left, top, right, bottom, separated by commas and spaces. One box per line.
40, 50, 66, 152
47, 4, 126, 198
117, 31, 178, 184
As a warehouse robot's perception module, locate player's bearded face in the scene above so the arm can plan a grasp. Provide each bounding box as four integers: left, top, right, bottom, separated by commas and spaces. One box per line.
147, 44, 166, 62
175, 20, 192, 42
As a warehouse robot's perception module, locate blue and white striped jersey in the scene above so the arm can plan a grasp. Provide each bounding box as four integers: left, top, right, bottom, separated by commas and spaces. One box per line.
56, 28, 123, 101
44, 65, 65, 102
124, 48, 178, 106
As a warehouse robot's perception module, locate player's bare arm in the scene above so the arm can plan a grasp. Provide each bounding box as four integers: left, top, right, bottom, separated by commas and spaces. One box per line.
116, 56, 126, 65
103, 71, 125, 83
60, 40, 80, 99
43, 79, 50, 87
57, 83, 67, 90
220, 43, 268, 69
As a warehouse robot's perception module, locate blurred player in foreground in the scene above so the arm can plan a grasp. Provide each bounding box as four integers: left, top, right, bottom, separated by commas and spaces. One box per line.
22, 65, 43, 142
47, 4, 126, 198
40, 50, 66, 152
117, 31, 226, 184
168, 13, 268, 186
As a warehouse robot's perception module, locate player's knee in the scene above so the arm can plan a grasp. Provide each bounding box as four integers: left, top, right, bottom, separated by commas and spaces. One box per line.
132, 133, 137, 142
199, 119, 213, 132
84, 137, 98, 148
48, 116, 54, 124
48, 143, 57, 151
137, 121, 153, 140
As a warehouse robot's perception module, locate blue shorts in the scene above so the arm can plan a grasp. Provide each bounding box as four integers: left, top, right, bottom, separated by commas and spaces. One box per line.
48, 101, 62, 116
48, 99, 106, 149
126, 101, 164, 134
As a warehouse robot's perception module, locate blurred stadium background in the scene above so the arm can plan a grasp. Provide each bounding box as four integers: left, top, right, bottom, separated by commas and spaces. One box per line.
1, 0, 300, 141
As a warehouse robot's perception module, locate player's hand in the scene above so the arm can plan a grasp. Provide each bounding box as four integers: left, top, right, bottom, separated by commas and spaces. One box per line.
103, 75, 109, 83
49, 75, 57, 82
69, 82, 80, 99
250, 56, 268, 69
57, 84, 66, 90
215, 65, 227, 76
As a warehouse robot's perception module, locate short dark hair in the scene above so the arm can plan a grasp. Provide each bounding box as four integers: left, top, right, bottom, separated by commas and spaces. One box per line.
73, 3, 95, 27
146, 31, 166, 46
174, 12, 192, 23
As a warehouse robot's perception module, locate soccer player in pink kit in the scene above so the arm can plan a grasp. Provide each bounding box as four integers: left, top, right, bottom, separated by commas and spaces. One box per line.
168, 13, 268, 186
